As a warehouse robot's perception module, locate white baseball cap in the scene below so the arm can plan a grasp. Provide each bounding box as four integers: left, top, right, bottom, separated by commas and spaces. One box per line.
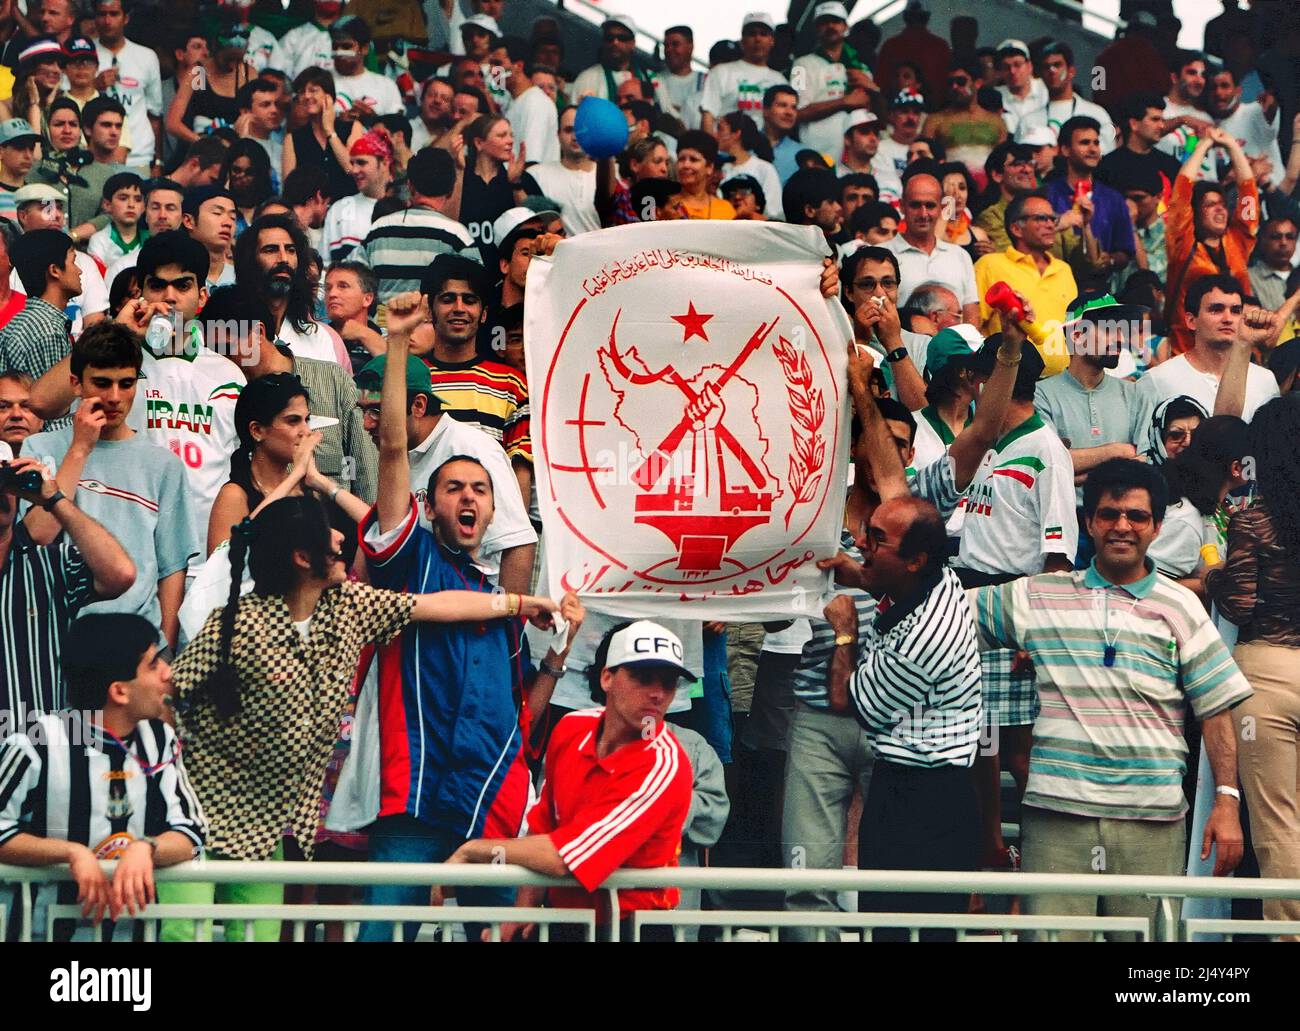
996, 38, 1031, 59
845, 108, 882, 131
462, 13, 500, 37
812, 2, 849, 22
743, 11, 776, 31
602, 13, 637, 34
603, 620, 693, 682
493, 205, 559, 249
1018, 125, 1058, 147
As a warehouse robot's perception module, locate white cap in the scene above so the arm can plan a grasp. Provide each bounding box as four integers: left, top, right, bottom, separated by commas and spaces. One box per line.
602, 13, 636, 33
604, 620, 693, 682
812, 1, 849, 22
950, 323, 985, 351
996, 38, 1030, 59
493, 206, 558, 249
845, 108, 881, 130
462, 13, 500, 37
743, 11, 775, 31
1018, 125, 1058, 147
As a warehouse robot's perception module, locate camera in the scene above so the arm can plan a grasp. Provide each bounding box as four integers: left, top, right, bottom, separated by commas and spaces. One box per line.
0, 462, 43, 494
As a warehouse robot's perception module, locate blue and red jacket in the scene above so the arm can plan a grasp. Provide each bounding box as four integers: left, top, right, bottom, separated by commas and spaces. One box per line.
360, 501, 530, 839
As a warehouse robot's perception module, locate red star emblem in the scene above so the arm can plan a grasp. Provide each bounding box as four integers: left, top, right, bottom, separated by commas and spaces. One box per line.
670, 301, 714, 343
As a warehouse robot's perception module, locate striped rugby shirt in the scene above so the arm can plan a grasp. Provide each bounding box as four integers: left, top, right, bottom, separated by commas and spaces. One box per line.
957, 413, 1078, 576
352, 207, 482, 301
848, 567, 983, 768
0, 712, 205, 859
971, 561, 1253, 820
423, 356, 532, 465
527, 709, 692, 917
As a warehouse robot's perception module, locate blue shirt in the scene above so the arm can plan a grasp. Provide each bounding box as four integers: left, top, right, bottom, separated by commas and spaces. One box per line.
773, 135, 803, 184
361, 500, 523, 838
1045, 175, 1137, 257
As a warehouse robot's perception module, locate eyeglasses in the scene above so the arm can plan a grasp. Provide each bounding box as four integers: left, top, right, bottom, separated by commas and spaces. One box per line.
864, 527, 899, 552
853, 277, 897, 291
1017, 213, 1057, 224
1164, 427, 1191, 442
605, 32, 634, 43
1092, 507, 1153, 528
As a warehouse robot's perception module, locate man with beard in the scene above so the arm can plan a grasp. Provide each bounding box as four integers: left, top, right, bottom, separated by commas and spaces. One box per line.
414, 253, 530, 510
180, 185, 236, 291
321, 130, 393, 264
232, 213, 349, 366
1034, 292, 1142, 556
792, 2, 876, 160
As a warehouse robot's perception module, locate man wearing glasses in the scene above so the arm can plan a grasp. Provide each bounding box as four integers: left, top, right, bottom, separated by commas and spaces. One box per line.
572, 15, 672, 119
975, 190, 1078, 376
1248, 217, 1299, 313
924, 58, 1007, 175
968, 458, 1251, 941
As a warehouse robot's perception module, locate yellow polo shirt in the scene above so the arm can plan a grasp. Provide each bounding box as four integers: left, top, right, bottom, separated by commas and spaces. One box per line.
974, 246, 1078, 377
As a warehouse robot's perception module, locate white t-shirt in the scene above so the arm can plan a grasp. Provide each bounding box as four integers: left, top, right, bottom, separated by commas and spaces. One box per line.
407, 414, 537, 576
245, 24, 278, 73
663, 69, 706, 131
1159, 99, 1217, 180
1129, 352, 1281, 445
884, 234, 978, 308
321, 193, 378, 264
103, 251, 136, 294
332, 69, 403, 117
1146, 497, 1206, 578
791, 52, 850, 159
699, 60, 788, 131
523, 162, 598, 236
95, 39, 162, 167
125, 342, 245, 569
506, 85, 559, 166
721, 154, 784, 219
268, 22, 332, 80
1018, 94, 1117, 153
570, 65, 675, 119
1217, 101, 1283, 181
957, 414, 1078, 575
8, 253, 108, 338
874, 134, 911, 182
997, 78, 1049, 138
276, 319, 346, 366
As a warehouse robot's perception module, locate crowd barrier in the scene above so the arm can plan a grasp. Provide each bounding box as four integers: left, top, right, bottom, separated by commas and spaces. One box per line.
5, 862, 1300, 942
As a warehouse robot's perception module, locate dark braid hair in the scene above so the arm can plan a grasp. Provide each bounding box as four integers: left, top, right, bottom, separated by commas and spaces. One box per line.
203, 496, 335, 719
228, 372, 310, 505
1249, 395, 1300, 565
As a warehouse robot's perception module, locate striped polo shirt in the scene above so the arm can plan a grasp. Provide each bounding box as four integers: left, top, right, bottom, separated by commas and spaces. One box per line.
971, 560, 1253, 821
352, 207, 481, 301
424, 356, 532, 465
849, 566, 983, 768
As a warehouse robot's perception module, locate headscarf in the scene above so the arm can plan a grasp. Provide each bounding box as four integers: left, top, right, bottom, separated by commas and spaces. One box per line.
1142, 394, 1208, 466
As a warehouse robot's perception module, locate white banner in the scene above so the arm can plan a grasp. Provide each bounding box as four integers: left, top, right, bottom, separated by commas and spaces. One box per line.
525, 221, 853, 620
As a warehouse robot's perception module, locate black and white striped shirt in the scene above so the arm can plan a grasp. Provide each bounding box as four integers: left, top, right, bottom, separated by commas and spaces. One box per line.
0, 712, 205, 857
848, 566, 983, 768
1, 525, 97, 722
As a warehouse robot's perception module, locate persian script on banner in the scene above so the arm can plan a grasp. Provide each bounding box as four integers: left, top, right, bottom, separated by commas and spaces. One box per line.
525, 221, 853, 620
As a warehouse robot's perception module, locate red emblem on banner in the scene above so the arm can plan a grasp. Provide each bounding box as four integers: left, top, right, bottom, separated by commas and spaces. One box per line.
540, 271, 840, 591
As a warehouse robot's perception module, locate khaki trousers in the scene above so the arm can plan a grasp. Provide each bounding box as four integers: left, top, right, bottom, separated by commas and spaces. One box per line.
1234, 641, 1300, 931
1021, 806, 1185, 941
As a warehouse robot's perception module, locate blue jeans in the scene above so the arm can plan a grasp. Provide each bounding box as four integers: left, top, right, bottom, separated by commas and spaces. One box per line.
357, 814, 514, 942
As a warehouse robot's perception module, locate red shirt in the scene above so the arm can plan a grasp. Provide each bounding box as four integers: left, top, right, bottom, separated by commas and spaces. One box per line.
528, 709, 692, 918
0, 289, 26, 333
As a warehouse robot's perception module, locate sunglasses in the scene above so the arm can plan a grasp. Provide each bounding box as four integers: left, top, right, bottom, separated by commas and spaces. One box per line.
1164, 427, 1192, 442
948, 76, 970, 86
605, 33, 634, 43
1093, 507, 1153, 528
853, 277, 897, 291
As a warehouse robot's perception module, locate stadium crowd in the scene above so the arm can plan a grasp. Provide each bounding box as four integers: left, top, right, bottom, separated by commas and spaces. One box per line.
0, 0, 1299, 943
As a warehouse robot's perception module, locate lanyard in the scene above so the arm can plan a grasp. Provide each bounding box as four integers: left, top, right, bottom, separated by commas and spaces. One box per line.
1101, 588, 1143, 667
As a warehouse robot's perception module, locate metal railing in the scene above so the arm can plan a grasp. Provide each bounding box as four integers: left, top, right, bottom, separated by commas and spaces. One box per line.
7, 861, 1300, 942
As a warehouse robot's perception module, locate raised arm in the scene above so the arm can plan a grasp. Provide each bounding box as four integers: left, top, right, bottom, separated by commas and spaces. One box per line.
847, 346, 909, 502
376, 293, 426, 533
1215, 307, 1275, 417
947, 315, 1023, 491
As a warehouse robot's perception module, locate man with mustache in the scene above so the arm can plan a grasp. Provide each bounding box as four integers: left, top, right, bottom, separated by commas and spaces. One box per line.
232, 212, 349, 366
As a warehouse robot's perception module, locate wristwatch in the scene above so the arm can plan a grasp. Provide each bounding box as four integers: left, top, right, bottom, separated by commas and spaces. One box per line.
885, 346, 909, 363
833, 633, 855, 647
40, 490, 66, 511
540, 660, 566, 680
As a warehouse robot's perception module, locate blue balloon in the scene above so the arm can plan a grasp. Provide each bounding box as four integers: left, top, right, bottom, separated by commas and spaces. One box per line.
574, 96, 629, 159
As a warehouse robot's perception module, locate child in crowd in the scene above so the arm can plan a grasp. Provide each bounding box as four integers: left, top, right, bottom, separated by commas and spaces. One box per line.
87, 172, 146, 265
